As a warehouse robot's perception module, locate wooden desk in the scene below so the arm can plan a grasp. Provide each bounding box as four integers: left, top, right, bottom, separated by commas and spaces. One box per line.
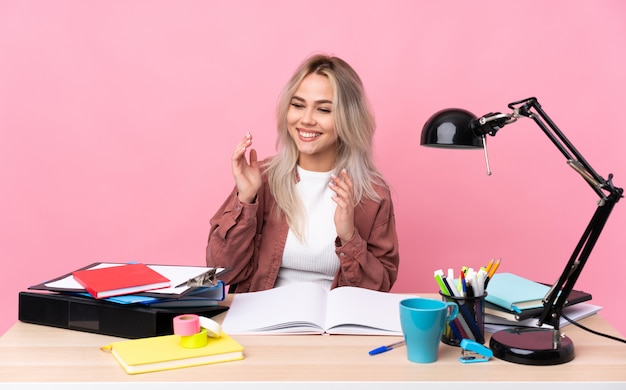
1, 294, 625, 386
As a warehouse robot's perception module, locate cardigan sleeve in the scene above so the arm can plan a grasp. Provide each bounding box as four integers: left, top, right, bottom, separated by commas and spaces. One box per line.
205, 186, 260, 286
331, 187, 400, 292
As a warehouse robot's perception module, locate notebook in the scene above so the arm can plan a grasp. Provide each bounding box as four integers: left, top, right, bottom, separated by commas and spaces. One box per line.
101, 332, 244, 374
72, 263, 170, 299
485, 273, 551, 311
484, 284, 592, 321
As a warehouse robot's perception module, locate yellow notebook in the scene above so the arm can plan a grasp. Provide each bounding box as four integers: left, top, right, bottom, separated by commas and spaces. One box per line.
102, 332, 244, 374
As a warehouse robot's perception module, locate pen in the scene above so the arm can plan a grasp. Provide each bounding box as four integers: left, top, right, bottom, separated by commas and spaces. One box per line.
368, 340, 406, 355
445, 274, 461, 298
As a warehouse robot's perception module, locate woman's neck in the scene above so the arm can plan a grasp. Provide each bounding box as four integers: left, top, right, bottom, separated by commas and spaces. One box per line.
297, 154, 336, 172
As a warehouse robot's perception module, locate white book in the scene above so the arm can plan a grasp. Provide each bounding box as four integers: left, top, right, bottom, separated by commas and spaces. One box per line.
221, 282, 414, 335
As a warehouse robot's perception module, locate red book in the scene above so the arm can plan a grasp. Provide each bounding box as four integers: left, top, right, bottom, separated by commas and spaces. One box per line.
72, 264, 171, 299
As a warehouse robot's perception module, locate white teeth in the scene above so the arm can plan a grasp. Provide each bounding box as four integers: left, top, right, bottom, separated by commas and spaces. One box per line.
299, 130, 320, 138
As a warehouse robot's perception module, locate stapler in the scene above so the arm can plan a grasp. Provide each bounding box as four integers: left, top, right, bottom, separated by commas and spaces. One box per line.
459, 339, 493, 363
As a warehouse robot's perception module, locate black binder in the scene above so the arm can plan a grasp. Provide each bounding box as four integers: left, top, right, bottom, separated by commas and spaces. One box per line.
18, 291, 229, 339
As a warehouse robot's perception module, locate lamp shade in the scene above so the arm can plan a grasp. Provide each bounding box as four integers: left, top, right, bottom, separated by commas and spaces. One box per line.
420, 108, 483, 148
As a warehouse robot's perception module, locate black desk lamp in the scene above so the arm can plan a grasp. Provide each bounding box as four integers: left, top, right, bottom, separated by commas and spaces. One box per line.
420, 97, 623, 365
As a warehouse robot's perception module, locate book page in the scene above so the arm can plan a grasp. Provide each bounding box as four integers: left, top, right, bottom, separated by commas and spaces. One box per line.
221, 282, 328, 334
325, 287, 415, 335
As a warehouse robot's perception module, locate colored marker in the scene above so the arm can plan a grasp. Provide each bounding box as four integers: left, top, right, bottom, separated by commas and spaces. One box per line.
445, 275, 461, 298
460, 271, 467, 297
434, 270, 450, 295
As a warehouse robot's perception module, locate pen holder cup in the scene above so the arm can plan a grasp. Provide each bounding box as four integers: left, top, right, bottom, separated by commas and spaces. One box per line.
439, 291, 487, 346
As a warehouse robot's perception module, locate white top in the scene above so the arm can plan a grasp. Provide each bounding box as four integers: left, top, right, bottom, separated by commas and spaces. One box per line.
275, 166, 340, 291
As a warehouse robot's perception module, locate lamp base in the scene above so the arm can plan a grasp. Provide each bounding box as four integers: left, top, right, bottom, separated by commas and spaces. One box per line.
489, 327, 574, 365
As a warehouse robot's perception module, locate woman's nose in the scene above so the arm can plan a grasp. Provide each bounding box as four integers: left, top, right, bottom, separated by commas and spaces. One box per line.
301, 108, 316, 125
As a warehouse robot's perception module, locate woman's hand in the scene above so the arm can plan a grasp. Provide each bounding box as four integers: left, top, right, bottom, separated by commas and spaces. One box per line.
232, 132, 262, 203
329, 169, 356, 244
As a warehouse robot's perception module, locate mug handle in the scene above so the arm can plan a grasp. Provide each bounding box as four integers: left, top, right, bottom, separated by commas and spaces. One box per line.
444, 302, 459, 321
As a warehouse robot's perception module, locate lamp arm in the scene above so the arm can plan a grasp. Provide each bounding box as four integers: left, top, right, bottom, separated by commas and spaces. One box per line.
539, 193, 619, 330
499, 98, 624, 330
511, 97, 613, 200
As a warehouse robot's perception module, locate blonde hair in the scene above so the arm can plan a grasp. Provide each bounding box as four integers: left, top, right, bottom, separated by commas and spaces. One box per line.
264, 54, 387, 240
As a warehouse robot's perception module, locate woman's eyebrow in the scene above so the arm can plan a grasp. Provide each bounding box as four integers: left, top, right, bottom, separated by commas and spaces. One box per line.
291, 95, 333, 105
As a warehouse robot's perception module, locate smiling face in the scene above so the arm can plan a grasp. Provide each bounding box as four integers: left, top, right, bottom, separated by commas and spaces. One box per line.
287, 73, 338, 172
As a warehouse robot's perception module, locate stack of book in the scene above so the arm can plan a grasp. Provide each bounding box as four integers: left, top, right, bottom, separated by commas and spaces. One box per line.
483, 273, 601, 332
20, 262, 247, 374
20, 262, 230, 338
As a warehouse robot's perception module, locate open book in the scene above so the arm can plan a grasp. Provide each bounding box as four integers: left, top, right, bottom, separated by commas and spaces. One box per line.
221, 282, 414, 335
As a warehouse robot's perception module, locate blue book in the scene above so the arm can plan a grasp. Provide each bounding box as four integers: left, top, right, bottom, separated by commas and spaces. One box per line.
75, 293, 161, 305
485, 273, 550, 311
142, 281, 226, 308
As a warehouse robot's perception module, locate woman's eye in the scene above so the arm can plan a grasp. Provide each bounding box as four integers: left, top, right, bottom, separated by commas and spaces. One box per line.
318, 107, 331, 113
291, 102, 304, 109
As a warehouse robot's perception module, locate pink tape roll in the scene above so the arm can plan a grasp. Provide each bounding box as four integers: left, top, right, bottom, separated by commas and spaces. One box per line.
173, 314, 200, 336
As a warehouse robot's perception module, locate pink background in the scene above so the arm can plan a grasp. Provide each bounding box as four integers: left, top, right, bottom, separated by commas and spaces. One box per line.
1, 1, 625, 337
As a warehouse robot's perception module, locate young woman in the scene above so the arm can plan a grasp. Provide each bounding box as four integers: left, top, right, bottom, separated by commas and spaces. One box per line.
206, 54, 399, 292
